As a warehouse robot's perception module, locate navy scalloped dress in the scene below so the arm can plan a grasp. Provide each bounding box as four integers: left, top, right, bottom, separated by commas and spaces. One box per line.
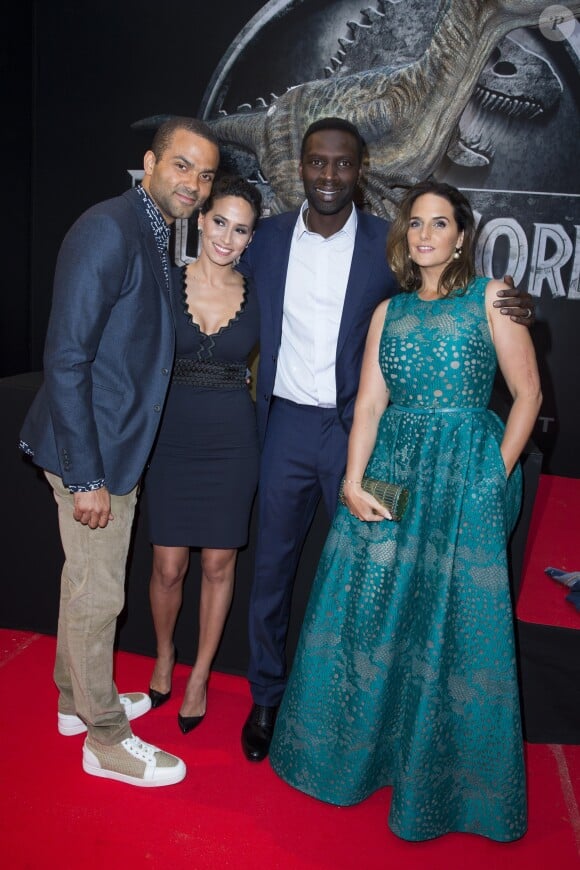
144, 270, 259, 548
270, 277, 527, 842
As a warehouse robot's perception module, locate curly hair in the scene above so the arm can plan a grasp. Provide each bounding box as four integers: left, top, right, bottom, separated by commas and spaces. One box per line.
386, 180, 476, 296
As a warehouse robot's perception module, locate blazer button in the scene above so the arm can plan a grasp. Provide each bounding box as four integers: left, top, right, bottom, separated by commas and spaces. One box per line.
162, 368, 169, 376
154, 404, 161, 412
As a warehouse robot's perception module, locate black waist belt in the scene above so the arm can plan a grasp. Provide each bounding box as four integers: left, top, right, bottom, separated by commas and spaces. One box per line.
172, 358, 248, 389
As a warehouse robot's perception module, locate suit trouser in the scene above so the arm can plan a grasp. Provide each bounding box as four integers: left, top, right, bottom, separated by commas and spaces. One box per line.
46, 472, 138, 745
247, 398, 348, 706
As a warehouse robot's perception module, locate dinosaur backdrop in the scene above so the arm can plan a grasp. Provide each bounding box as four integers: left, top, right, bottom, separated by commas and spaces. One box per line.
188, 0, 580, 475
5, 0, 579, 476
2, 0, 578, 680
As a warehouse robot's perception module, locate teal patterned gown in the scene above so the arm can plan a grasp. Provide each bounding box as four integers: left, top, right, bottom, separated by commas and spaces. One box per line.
269, 277, 527, 842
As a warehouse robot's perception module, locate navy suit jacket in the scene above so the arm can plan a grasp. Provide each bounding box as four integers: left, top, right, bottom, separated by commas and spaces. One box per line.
20, 188, 175, 495
240, 208, 398, 446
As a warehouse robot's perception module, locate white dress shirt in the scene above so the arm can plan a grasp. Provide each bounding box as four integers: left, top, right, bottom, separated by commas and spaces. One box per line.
273, 202, 357, 407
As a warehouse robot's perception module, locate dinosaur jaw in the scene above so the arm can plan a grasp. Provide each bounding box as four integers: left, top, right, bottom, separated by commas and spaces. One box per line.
451, 86, 550, 168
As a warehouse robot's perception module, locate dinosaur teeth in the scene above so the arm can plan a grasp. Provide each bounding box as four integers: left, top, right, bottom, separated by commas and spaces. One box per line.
474, 86, 544, 120
338, 37, 354, 50
458, 77, 546, 170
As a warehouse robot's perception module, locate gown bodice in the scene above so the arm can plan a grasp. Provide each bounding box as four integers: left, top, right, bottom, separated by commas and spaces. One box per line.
381, 277, 496, 410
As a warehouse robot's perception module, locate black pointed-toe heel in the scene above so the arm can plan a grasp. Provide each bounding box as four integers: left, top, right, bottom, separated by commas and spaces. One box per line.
177, 712, 205, 734
149, 647, 176, 709
149, 687, 171, 709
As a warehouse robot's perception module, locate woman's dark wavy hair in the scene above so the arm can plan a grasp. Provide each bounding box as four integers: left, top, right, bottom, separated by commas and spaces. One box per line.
386, 179, 476, 296
201, 173, 262, 229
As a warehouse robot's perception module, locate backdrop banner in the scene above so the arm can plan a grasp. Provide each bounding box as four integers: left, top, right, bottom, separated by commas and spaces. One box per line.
177, 0, 580, 475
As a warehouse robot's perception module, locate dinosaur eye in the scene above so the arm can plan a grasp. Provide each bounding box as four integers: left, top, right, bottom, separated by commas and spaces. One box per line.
493, 60, 517, 77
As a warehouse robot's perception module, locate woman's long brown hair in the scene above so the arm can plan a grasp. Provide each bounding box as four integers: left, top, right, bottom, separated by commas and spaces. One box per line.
386, 180, 476, 296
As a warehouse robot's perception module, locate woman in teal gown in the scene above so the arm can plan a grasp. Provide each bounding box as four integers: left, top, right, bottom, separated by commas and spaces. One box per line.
269, 181, 542, 842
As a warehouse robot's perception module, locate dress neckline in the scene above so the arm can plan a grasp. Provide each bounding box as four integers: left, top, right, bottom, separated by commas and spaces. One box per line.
414, 277, 477, 303
416, 292, 444, 303
180, 268, 249, 338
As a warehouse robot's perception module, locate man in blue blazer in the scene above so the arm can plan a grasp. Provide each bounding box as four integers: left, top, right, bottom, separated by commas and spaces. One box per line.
20, 117, 219, 787
239, 118, 398, 761
240, 117, 534, 762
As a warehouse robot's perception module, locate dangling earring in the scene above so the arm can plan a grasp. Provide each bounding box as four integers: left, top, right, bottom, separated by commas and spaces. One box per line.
453, 246, 462, 260
234, 241, 251, 267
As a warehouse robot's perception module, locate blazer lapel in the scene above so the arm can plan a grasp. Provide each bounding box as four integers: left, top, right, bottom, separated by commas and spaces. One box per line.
124, 189, 169, 296
261, 211, 297, 350
336, 211, 377, 358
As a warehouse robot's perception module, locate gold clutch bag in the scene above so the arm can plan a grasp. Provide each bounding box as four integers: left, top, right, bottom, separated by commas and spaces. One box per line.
339, 477, 410, 522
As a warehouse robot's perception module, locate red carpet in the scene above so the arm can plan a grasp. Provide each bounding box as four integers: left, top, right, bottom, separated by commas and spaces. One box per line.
517, 475, 580, 629
1, 629, 579, 869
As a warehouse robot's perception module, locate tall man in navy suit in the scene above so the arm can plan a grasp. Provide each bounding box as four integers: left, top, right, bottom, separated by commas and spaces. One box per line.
240, 117, 534, 762
20, 117, 219, 787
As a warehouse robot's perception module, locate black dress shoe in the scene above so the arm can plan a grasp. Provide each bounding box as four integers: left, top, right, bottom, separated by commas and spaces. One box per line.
241, 703, 279, 762
149, 687, 171, 709
177, 712, 205, 734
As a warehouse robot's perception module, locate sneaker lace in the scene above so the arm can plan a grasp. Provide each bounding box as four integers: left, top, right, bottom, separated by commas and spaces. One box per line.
122, 736, 159, 762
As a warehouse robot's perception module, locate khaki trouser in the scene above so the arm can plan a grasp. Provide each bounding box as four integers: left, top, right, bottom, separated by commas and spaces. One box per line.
45, 472, 138, 745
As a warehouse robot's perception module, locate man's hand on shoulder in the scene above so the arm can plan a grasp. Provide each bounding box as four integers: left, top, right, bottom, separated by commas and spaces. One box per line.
493, 274, 535, 327
73, 487, 113, 529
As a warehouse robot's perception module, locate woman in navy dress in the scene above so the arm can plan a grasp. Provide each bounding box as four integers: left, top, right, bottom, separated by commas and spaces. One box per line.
144, 175, 261, 733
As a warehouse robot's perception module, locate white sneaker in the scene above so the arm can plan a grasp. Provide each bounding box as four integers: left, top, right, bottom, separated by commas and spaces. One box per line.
58, 693, 152, 736
82, 734, 186, 787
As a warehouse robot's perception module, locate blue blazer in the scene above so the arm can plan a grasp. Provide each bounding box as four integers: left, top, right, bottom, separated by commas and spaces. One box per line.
240, 208, 398, 446
20, 188, 176, 495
